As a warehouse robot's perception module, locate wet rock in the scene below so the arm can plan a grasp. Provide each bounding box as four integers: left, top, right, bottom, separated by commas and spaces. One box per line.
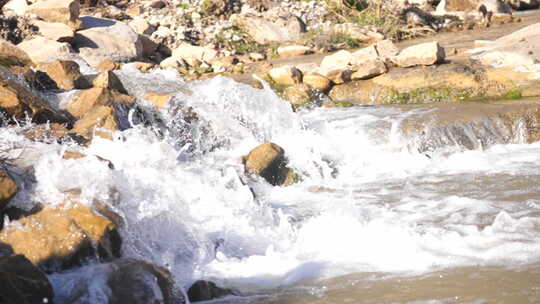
187, 280, 234, 302
268, 65, 302, 86
231, 14, 306, 44
0, 202, 121, 271
0, 38, 32, 68
392, 41, 445, 68
277, 45, 312, 58
0, 254, 54, 304
92, 71, 128, 94
72, 105, 119, 139
302, 73, 332, 92
0, 168, 17, 210
0, 70, 70, 124
66, 87, 133, 118
244, 142, 292, 186
171, 43, 218, 67
16, 36, 72, 64
22, 123, 69, 142
284, 83, 313, 106
37, 60, 89, 90
32, 20, 75, 42
26, 0, 81, 29
73, 16, 143, 67
144, 92, 173, 109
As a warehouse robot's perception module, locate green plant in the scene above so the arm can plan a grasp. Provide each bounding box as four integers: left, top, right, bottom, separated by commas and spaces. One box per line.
177, 2, 189, 9
329, 31, 361, 49
503, 88, 523, 100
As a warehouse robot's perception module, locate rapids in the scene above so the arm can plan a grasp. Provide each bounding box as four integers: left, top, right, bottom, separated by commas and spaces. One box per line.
2, 65, 540, 303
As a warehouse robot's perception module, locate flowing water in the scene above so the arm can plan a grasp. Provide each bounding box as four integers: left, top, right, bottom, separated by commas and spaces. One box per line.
2, 65, 540, 303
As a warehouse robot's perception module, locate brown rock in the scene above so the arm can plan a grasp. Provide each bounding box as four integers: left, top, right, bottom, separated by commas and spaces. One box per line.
67, 87, 133, 118
375, 39, 400, 61
351, 58, 387, 80
244, 142, 292, 186
72, 105, 119, 139
32, 20, 74, 42
0, 254, 54, 304
97, 59, 121, 72
37, 60, 89, 90
132, 61, 155, 72
303, 73, 332, 92
277, 45, 312, 58
144, 92, 173, 109
0, 38, 32, 68
26, 0, 81, 29
0, 168, 17, 210
392, 41, 446, 68
92, 71, 128, 94
16, 37, 72, 64
267, 65, 302, 86
139, 34, 158, 58
284, 84, 313, 106
22, 123, 68, 142
0, 202, 120, 270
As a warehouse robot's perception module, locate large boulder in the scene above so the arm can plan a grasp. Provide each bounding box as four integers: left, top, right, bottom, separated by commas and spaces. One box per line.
37, 60, 89, 90
435, 0, 512, 14
32, 20, 74, 42
244, 142, 294, 186
26, 0, 81, 29
66, 87, 133, 118
267, 65, 302, 86
187, 280, 234, 302
0, 168, 17, 210
392, 41, 445, 68
0, 254, 54, 304
231, 14, 306, 44
0, 69, 70, 124
0, 202, 121, 271
50, 259, 176, 304
16, 36, 72, 63
171, 43, 218, 66
283, 83, 313, 106
0, 38, 32, 68
73, 17, 143, 67
302, 73, 332, 92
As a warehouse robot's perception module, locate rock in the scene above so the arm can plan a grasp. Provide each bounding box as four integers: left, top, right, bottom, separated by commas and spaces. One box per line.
66, 87, 133, 118
0, 15, 37, 45
2, 0, 28, 16
277, 45, 312, 58
200, 0, 232, 16
188, 280, 234, 302
0, 254, 54, 304
129, 17, 154, 35
73, 17, 143, 67
284, 83, 313, 106
16, 36, 72, 63
303, 73, 332, 92
249, 52, 265, 61
351, 58, 387, 80
375, 39, 400, 62
0, 202, 121, 270
436, 0, 512, 14
231, 14, 306, 44
144, 92, 173, 109
37, 60, 89, 90
26, 0, 81, 29
318, 51, 354, 84
97, 59, 120, 72
72, 105, 119, 139
0, 38, 32, 68
0, 168, 17, 210
244, 142, 292, 186
139, 34, 158, 58
32, 20, 74, 42
160, 57, 180, 69
22, 123, 68, 142
508, 0, 540, 10
92, 71, 127, 94
392, 41, 445, 68
267, 65, 302, 86
209, 56, 238, 70
132, 61, 155, 72
0, 70, 70, 124
332, 23, 385, 44
50, 259, 176, 304
351, 45, 379, 64
296, 62, 319, 74
171, 43, 218, 66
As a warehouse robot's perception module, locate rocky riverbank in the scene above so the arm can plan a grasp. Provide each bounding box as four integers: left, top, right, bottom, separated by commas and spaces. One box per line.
2, 0, 540, 303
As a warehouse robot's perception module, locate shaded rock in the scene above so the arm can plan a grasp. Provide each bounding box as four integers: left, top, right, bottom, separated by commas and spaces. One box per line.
0, 202, 121, 271
139, 34, 158, 58
244, 142, 292, 186
392, 41, 445, 67
231, 14, 306, 44
284, 83, 313, 106
37, 60, 89, 90
268, 65, 302, 86
72, 105, 119, 139
303, 73, 332, 92
26, 0, 81, 29
0, 254, 54, 304
508, 0, 540, 9
277, 45, 312, 58
32, 20, 74, 42
0, 168, 17, 210
17, 36, 72, 63
188, 280, 234, 302
0, 15, 37, 45
0, 38, 32, 68
172, 43, 218, 66
73, 16, 143, 67
0, 69, 70, 124
92, 71, 127, 94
